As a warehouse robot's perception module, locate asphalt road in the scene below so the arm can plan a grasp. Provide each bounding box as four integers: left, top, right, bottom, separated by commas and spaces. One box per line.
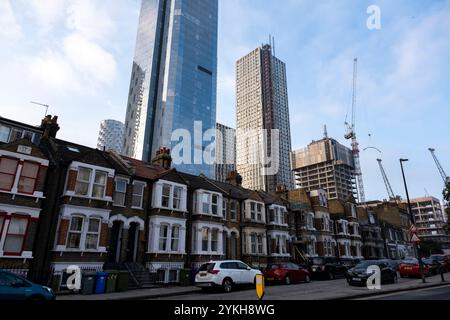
152, 276, 427, 301
360, 284, 450, 300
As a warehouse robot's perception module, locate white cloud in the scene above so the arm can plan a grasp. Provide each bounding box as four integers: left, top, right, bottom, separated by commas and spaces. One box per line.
29, 0, 67, 33
0, 0, 23, 42
29, 50, 79, 90
64, 33, 117, 85
66, 0, 115, 42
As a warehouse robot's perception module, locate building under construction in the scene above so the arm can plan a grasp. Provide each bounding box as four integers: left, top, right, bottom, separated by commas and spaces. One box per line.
291, 134, 357, 201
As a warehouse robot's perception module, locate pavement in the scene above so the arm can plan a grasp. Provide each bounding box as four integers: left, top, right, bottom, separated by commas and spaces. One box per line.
358, 284, 450, 300
57, 274, 449, 301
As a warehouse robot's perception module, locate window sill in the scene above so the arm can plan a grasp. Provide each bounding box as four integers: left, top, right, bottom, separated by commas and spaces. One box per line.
113, 204, 126, 208
0, 190, 45, 200
64, 193, 113, 202
131, 206, 144, 210
0, 251, 33, 259
148, 251, 186, 255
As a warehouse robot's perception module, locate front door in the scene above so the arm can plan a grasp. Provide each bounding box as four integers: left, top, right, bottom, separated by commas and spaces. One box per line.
126, 223, 139, 263
108, 221, 123, 263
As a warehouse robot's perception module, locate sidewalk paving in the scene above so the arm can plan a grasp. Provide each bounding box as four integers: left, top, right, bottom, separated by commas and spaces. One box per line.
57, 286, 201, 301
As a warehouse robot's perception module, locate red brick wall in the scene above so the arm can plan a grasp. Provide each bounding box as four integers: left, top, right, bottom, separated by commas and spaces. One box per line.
106, 177, 114, 197
66, 170, 77, 191
57, 219, 70, 246
99, 223, 109, 247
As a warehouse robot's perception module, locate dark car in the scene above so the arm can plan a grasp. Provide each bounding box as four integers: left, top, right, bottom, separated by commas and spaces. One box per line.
379, 259, 400, 271
264, 262, 311, 285
429, 255, 450, 272
423, 258, 442, 275
346, 260, 398, 286
0, 270, 55, 301
340, 258, 356, 269
308, 257, 348, 280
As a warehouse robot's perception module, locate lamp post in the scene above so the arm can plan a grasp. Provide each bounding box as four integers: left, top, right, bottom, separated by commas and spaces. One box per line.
400, 159, 426, 283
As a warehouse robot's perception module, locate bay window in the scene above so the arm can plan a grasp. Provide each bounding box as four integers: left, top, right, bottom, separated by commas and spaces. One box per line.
161, 184, 171, 208
85, 218, 101, 250
92, 171, 107, 198
171, 226, 180, 251
74, 168, 91, 196
211, 229, 219, 252
132, 183, 145, 208
3, 216, 29, 255
159, 225, 169, 251
269, 208, 275, 223
257, 204, 262, 221
173, 186, 182, 210
67, 216, 84, 249
201, 228, 209, 252
250, 203, 256, 220
211, 194, 219, 215
18, 161, 40, 194
113, 179, 127, 206
250, 234, 257, 253
202, 194, 210, 214
0, 157, 19, 191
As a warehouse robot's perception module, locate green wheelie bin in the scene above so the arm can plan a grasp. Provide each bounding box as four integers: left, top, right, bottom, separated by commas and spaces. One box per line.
105, 270, 119, 293
116, 271, 129, 292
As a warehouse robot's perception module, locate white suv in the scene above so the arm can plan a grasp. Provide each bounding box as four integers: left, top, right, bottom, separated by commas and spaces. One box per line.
195, 260, 262, 293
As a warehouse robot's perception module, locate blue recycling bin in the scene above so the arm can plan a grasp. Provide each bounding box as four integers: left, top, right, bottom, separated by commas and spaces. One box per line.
95, 272, 108, 294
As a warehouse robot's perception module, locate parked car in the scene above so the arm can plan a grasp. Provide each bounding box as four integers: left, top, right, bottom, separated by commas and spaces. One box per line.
428, 255, 450, 272
346, 260, 398, 286
422, 258, 442, 275
195, 260, 262, 293
340, 258, 356, 269
308, 257, 347, 280
379, 259, 400, 271
399, 258, 430, 278
264, 262, 311, 285
0, 270, 55, 301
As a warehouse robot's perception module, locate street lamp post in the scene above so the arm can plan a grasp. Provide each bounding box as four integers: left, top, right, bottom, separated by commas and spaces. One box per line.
400, 159, 426, 283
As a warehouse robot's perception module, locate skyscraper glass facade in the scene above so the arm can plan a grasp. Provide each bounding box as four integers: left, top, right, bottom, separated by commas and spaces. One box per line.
123, 0, 218, 177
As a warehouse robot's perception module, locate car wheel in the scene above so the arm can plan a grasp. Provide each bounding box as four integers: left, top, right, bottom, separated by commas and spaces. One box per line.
328, 272, 335, 280
284, 275, 291, 285
304, 274, 311, 283
222, 278, 233, 293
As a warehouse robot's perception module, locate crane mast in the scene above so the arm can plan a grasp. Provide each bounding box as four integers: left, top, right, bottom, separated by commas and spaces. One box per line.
377, 159, 395, 200
428, 148, 449, 184
345, 58, 366, 203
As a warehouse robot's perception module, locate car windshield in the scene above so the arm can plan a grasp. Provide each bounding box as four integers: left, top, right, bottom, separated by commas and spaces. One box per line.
310, 258, 324, 265
355, 261, 379, 268
430, 256, 444, 261
199, 263, 215, 272
402, 259, 418, 265
267, 264, 280, 270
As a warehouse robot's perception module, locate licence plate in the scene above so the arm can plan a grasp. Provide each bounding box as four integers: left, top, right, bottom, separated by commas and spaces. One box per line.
406, 267, 412, 270
266, 277, 274, 281
200, 272, 207, 277
352, 278, 362, 282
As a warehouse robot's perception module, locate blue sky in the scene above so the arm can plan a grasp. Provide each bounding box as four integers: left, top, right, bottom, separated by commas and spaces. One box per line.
0, 0, 449, 202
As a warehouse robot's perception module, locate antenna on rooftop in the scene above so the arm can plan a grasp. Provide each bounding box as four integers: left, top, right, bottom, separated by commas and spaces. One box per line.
30, 101, 50, 117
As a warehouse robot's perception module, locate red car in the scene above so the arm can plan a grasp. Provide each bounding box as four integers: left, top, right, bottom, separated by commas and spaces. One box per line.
399, 258, 430, 278
263, 262, 311, 285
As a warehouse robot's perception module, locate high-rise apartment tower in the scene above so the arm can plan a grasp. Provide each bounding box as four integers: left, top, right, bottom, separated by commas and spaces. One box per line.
123, 0, 218, 177
236, 44, 294, 192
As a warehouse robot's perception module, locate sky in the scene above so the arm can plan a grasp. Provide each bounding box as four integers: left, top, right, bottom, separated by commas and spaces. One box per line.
0, 0, 449, 202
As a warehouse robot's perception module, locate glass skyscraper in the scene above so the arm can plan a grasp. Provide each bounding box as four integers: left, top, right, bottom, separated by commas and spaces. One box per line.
123, 0, 218, 177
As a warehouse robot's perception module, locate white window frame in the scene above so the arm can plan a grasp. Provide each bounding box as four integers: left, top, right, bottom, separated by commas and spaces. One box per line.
113, 177, 128, 207
91, 170, 108, 199
85, 217, 101, 250
132, 181, 146, 209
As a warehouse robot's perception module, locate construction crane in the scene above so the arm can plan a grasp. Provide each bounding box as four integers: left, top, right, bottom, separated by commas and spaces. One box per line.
428, 148, 449, 184
345, 58, 366, 203
377, 159, 395, 200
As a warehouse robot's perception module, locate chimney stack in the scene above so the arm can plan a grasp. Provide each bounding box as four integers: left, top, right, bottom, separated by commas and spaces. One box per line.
40, 115, 60, 139
226, 171, 243, 187
152, 147, 172, 170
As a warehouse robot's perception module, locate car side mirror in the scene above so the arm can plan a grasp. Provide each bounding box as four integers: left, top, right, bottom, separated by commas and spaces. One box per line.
247, 267, 251, 271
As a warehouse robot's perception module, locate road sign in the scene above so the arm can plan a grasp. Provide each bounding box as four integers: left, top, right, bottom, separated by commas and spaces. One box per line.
409, 225, 417, 234
255, 274, 265, 300
410, 233, 421, 244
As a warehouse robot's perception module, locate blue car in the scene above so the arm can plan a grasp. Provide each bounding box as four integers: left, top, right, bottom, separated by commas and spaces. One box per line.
0, 270, 55, 301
